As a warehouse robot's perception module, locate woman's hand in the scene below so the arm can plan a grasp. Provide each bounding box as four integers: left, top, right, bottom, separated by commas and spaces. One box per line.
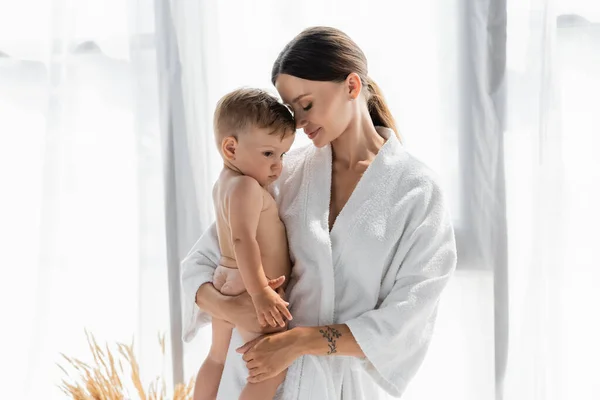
236, 329, 301, 383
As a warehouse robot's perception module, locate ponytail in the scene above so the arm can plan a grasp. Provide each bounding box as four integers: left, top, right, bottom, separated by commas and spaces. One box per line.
366, 77, 400, 140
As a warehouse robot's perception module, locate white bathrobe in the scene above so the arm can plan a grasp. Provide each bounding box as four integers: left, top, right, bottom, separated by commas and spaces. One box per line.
181, 127, 457, 399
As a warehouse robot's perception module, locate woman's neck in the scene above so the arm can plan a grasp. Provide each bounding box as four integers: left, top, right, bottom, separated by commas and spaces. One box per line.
331, 113, 384, 171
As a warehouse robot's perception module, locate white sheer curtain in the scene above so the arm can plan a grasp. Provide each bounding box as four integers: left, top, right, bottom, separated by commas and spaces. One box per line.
502, 1, 600, 399
0, 0, 172, 398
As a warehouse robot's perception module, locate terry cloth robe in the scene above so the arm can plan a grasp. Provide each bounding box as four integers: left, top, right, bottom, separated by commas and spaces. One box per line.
181, 127, 457, 399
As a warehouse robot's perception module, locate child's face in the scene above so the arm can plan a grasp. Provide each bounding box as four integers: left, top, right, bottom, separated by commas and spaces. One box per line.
233, 127, 295, 187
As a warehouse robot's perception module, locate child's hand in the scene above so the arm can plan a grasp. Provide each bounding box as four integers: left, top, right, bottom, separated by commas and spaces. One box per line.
250, 286, 293, 328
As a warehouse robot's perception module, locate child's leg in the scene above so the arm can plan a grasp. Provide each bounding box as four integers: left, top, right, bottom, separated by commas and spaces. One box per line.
238, 371, 286, 400
237, 329, 286, 400
193, 318, 233, 400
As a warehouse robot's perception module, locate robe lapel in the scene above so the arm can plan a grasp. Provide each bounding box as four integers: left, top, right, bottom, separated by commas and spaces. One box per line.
304, 144, 336, 326
330, 129, 400, 270
299, 129, 400, 325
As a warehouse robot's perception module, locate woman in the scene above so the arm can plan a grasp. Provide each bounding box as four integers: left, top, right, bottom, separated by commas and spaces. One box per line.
181, 26, 457, 399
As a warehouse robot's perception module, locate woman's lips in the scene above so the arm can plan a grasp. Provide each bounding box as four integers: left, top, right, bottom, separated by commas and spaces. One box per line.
306, 127, 321, 140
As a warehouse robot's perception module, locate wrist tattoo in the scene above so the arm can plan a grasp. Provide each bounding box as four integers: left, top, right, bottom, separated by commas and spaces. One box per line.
319, 326, 342, 355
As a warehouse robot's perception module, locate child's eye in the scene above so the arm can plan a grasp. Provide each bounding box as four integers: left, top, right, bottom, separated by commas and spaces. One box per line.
280, 152, 286, 158
302, 103, 313, 112
263, 151, 274, 157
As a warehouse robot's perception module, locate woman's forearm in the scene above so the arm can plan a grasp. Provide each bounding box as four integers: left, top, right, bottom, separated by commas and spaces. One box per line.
196, 282, 281, 333
293, 324, 365, 358
195, 282, 231, 321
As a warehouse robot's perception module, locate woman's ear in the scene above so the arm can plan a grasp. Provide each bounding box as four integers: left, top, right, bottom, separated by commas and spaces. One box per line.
222, 136, 237, 160
346, 72, 362, 100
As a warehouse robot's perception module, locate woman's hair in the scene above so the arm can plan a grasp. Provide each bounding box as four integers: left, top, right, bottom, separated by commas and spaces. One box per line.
271, 26, 399, 139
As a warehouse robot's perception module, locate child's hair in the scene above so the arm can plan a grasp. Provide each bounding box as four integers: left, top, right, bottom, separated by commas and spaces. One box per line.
213, 88, 295, 148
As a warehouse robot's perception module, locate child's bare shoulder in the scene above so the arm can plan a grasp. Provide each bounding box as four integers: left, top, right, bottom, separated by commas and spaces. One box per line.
225, 175, 263, 200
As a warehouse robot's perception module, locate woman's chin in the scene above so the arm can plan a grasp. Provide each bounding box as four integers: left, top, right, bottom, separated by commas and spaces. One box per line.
311, 137, 329, 148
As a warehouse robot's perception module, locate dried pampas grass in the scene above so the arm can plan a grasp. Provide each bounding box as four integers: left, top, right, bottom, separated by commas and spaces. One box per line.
58, 330, 194, 400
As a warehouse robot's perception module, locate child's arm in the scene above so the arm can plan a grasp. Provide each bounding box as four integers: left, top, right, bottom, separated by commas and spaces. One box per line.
228, 176, 292, 328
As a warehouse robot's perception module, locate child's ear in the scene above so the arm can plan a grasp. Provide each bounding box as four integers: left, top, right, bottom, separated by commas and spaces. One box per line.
222, 136, 237, 160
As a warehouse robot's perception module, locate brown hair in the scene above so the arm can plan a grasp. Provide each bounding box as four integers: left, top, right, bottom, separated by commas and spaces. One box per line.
271, 26, 399, 139
213, 88, 295, 147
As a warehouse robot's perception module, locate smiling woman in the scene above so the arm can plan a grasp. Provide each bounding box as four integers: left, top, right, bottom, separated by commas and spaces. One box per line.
272, 27, 399, 150
170, 2, 490, 400
181, 25, 458, 400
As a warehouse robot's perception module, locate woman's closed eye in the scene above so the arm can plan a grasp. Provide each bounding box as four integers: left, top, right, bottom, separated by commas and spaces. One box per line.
302, 103, 313, 111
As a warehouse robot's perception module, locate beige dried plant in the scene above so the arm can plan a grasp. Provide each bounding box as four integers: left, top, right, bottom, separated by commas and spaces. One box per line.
58, 330, 194, 400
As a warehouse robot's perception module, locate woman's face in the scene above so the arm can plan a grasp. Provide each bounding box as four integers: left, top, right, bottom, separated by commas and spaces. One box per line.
275, 74, 358, 148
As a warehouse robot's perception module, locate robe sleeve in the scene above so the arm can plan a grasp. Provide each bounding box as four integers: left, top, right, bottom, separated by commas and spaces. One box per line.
345, 180, 457, 397
180, 223, 221, 343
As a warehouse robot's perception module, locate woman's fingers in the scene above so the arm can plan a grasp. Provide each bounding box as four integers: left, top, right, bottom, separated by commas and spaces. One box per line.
241, 349, 254, 362
247, 366, 263, 377
237, 336, 261, 355
247, 367, 262, 378
246, 361, 265, 376
247, 373, 268, 383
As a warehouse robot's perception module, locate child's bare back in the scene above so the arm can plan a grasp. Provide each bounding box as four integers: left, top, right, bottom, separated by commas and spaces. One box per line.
212, 168, 292, 328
